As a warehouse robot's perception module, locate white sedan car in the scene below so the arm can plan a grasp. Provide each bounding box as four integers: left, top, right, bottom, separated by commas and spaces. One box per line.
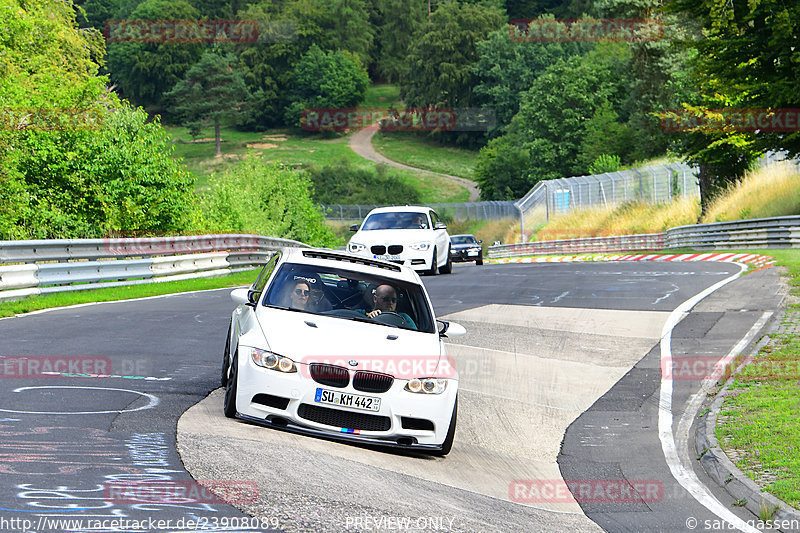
222, 247, 464, 455
347, 206, 452, 275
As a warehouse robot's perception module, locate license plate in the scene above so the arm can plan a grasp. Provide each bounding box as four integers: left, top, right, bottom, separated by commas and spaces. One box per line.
374, 254, 401, 261
315, 388, 381, 412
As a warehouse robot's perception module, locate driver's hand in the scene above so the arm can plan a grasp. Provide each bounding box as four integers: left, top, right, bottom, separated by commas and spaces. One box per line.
367, 310, 381, 318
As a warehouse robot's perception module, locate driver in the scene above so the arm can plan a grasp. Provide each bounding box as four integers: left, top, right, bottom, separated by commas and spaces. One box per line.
367, 284, 416, 329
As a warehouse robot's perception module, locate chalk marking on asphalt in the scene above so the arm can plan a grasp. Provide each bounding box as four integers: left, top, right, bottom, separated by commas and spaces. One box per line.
41, 371, 172, 381
0, 386, 159, 415
658, 261, 761, 533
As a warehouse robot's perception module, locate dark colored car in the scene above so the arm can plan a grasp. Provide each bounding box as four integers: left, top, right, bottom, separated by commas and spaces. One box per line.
449, 234, 483, 265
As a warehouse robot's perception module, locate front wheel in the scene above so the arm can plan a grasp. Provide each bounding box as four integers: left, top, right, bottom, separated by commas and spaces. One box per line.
221, 323, 231, 387
439, 246, 452, 274
426, 248, 438, 276
476, 258, 483, 266
431, 397, 457, 456
223, 349, 239, 418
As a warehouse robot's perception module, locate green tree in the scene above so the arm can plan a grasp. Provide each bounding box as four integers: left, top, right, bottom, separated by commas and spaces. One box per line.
588, 154, 622, 174
473, 133, 531, 200
305, 159, 420, 204
401, 1, 505, 109
512, 43, 633, 181
329, 0, 375, 67
200, 159, 339, 247
664, 0, 800, 215
106, 0, 203, 111
376, 0, 426, 82
578, 101, 635, 169
473, 25, 586, 136
284, 44, 369, 127
165, 51, 251, 157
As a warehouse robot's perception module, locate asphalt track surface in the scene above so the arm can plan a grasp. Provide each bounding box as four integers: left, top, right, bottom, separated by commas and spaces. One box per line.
0, 261, 784, 532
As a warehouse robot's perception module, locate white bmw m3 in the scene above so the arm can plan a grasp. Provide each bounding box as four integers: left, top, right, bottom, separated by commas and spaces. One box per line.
221, 247, 464, 455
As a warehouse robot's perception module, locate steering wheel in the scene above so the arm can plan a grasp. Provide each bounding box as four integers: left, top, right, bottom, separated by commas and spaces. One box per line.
373, 311, 411, 328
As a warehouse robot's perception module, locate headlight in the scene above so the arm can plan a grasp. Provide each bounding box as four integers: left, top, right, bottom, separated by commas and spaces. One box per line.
409, 242, 431, 251
250, 348, 296, 373
348, 242, 366, 253
404, 378, 447, 394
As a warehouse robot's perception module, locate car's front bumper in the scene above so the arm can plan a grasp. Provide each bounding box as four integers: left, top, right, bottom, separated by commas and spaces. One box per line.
450, 249, 482, 263
235, 350, 458, 448
349, 249, 433, 271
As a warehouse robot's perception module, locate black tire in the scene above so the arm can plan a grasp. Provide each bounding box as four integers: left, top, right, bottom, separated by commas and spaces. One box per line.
431, 396, 457, 456
223, 348, 238, 418
476, 258, 483, 266
426, 248, 438, 276
439, 246, 452, 274
221, 323, 231, 387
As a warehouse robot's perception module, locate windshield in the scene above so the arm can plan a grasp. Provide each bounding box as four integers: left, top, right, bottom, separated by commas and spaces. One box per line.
263, 262, 435, 333
451, 235, 477, 245
361, 212, 429, 230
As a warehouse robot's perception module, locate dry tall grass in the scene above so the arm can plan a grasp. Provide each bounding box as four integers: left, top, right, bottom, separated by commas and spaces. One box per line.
534, 196, 700, 240
701, 162, 800, 223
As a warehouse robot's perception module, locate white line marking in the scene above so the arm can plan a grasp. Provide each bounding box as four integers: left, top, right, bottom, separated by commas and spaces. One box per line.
658, 261, 761, 532
0, 386, 159, 415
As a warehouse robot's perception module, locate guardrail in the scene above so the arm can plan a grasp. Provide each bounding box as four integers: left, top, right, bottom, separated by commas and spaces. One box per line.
0, 234, 309, 302
666, 216, 800, 250
489, 215, 800, 259
489, 233, 665, 259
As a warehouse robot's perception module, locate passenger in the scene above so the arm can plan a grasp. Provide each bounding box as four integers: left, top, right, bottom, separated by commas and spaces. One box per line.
288, 280, 310, 310
367, 284, 416, 329
412, 214, 428, 229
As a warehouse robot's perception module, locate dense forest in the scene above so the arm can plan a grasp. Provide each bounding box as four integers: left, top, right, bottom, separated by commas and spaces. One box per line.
1, 0, 798, 240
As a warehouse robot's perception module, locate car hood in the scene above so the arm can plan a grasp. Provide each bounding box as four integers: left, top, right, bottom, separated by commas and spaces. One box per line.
351, 229, 435, 244
255, 308, 447, 376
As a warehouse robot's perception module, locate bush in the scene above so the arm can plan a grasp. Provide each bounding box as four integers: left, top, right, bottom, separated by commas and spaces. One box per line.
304, 159, 419, 205
6, 104, 200, 239
284, 45, 369, 128
200, 158, 339, 248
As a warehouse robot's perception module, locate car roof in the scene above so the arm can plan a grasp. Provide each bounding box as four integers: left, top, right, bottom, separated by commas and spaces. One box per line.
451, 234, 476, 238
280, 247, 422, 283
365, 205, 431, 215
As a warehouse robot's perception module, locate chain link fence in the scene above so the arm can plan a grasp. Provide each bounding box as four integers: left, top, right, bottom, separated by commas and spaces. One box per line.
320, 201, 517, 222
514, 163, 700, 239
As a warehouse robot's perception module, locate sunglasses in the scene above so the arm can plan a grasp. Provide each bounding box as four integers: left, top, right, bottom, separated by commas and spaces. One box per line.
380, 296, 397, 303
294, 289, 310, 296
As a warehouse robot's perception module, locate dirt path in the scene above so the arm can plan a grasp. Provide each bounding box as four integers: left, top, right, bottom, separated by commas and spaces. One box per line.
349, 123, 481, 202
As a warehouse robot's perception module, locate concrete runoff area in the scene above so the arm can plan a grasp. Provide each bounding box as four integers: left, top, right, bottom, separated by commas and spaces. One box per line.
178, 304, 672, 532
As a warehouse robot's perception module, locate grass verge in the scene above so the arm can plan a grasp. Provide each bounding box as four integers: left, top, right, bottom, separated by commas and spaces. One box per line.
166, 125, 469, 203
0, 269, 259, 319
715, 248, 800, 508
371, 131, 479, 179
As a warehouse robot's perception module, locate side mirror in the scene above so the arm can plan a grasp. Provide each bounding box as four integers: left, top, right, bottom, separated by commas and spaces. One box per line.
478, 240, 483, 244
231, 288, 258, 307
438, 320, 466, 338
434, 222, 447, 230
349, 224, 359, 232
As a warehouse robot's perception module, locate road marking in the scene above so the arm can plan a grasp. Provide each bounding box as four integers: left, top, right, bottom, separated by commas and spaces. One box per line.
41, 371, 171, 381
658, 262, 762, 533
0, 386, 159, 415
